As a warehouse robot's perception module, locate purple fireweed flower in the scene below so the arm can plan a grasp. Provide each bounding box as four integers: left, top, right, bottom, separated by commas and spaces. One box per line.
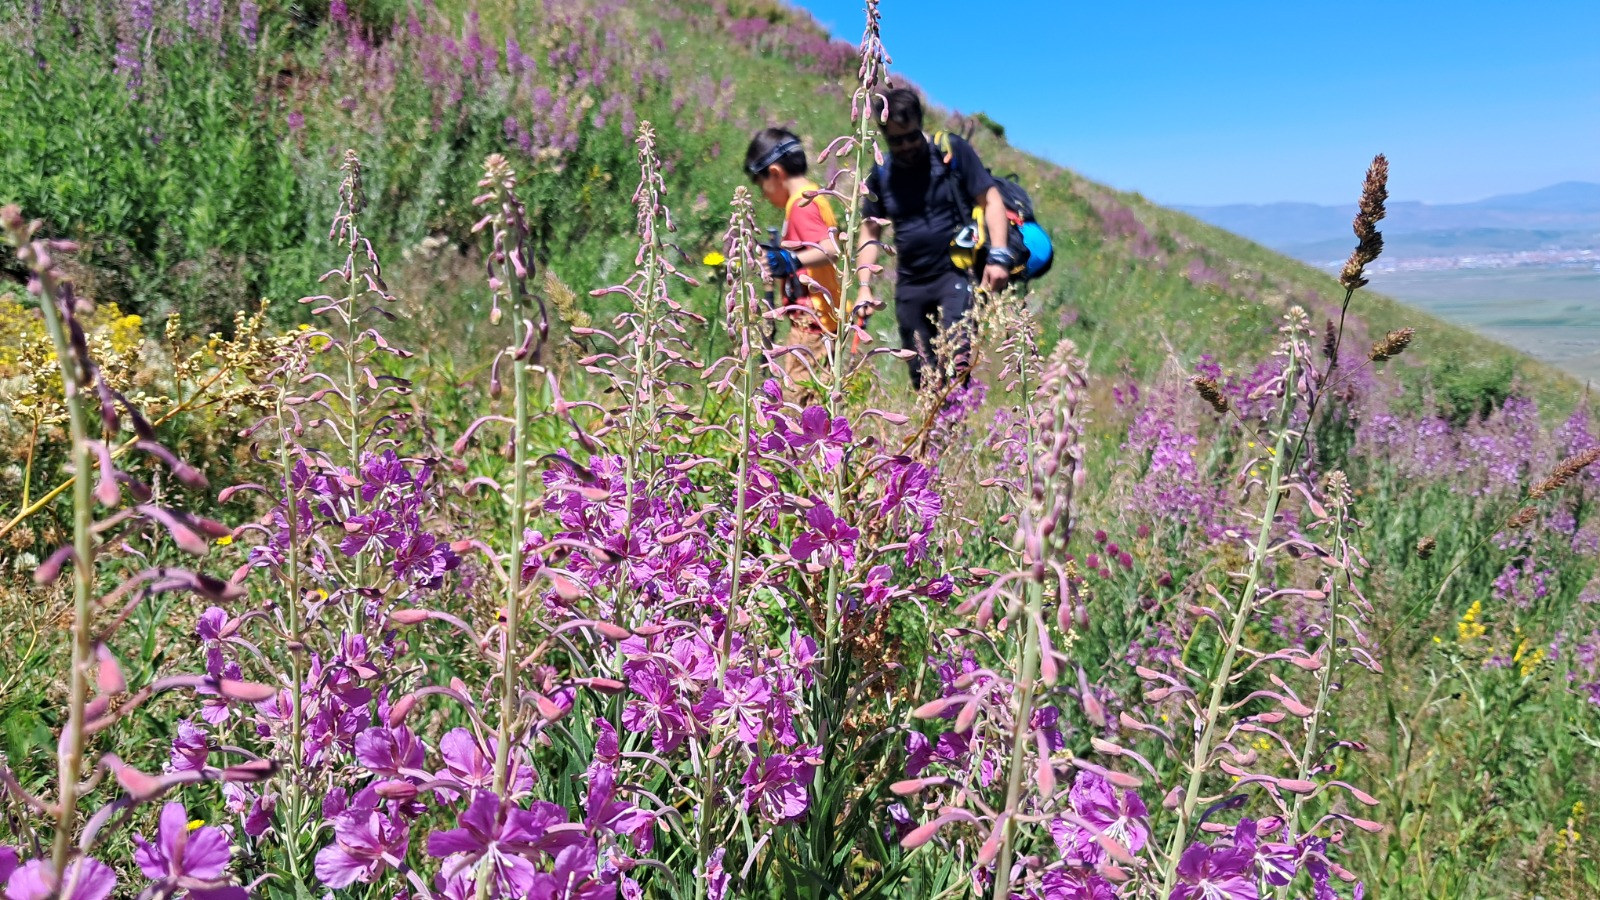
237, 2, 258, 47
113, 41, 142, 96
584, 762, 655, 851
1304, 840, 1363, 900
789, 502, 859, 569
195, 607, 227, 642
5, 856, 116, 900
621, 665, 689, 753
905, 530, 929, 566
789, 630, 819, 686
740, 753, 809, 824
1050, 816, 1105, 867
1171, 840, 1258, 900
694, 671, 770, 744
531, 842, 610, 900
703, 848, 730, 900
170, 718, 209, 772
359, 450, 410, 500
436, 728, 535, 795
355, 725, 426, 778
1033, 705, 1066, 752
905, 731, 932, 777
1070, 770, 1149, 853
225, 784, 276, 837
1038, 869, 1117, 900
918, 574, 954, 602
880, 460, 941, 531
313, 788, 409, 888
934, 731, 971, 766
521, 528, 547, 582
782, 406, 852, 471
593, 718, 620, 764
134, 802, 234, 887
427, 792, 581, 897
129, 0, 155, 34
1232, 819, 1296, 886
340, 510, 397, 557
860, 565, 895, 606
0, 848, 15, 887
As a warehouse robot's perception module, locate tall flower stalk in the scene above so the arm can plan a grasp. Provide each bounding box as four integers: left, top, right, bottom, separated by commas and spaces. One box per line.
472, 154, 548, 797
991, 339, 1089, 899
714, 187, 764, 683
3, 205, 273, 900
814, 0, 891, 664
1157, 332, 1302, 897
8, 212, 98, 872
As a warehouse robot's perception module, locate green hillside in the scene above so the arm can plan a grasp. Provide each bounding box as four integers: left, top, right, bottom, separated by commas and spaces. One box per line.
0, 0, 1579, 407
3, 3, 1599, 899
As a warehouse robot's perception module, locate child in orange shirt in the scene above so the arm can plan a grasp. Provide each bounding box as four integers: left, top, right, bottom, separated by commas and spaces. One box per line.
744, 128, 843, 394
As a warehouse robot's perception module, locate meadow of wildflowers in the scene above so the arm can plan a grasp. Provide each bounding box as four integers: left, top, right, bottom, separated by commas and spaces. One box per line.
3, 2, 1600, 900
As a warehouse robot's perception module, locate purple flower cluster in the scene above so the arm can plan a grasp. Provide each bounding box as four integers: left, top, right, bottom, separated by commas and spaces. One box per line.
1172, 820, 1363, 900
1123, 376, 1218, 526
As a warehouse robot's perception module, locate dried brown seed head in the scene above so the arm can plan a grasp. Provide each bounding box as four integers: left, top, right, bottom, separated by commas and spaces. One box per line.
1369, 328, 1414, 362
1530, 447, 1600, 499
1339, 154, 1389, 291
1191, 376, 1229, 415
1507, 506, 1538, 529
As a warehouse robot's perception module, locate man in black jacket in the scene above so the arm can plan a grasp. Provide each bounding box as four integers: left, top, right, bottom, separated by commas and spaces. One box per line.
856, 89, 1013, 390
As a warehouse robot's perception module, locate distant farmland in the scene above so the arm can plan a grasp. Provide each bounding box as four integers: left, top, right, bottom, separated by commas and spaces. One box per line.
1369, 266, 1600, 382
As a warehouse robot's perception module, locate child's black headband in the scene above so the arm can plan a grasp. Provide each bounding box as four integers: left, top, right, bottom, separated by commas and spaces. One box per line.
745, 139, 803, 178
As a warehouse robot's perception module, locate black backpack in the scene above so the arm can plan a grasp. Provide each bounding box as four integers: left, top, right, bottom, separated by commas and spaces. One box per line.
875, 131, 1054, 280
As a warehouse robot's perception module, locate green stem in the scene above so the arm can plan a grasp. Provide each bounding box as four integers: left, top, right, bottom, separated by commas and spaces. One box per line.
991, 326, 1044, 900
274, 386, 308, 884
991, 580, 1044, 900
1159, 343, 1299, 897
718, 274, 759, 688
1275, 511, 1346, 897
493, 223, 530, 799
343, 242, 365, 634
36, 280, 94, 873
21, 415, 38, 508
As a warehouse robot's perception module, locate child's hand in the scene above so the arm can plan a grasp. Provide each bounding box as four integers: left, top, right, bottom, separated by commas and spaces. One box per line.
765, 246, 801, 278
856, 284, 883, 315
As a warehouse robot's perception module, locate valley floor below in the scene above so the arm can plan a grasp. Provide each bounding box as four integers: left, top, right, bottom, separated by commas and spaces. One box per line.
1369, 266, 1600, 383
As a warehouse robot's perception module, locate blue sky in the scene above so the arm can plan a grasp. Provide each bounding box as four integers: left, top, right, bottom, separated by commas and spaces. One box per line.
790, 1, 1600, 206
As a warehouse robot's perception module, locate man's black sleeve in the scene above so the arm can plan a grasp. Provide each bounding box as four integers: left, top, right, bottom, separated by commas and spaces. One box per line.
952, 136, 998, 206
860, 167, 885, 220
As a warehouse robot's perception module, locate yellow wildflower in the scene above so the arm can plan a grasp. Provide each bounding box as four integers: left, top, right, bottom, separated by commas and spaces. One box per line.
1456, 600, 1486, 643
1518, 643, 1544, 677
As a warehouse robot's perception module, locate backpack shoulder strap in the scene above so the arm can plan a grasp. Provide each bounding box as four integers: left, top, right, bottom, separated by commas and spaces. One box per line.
930, 130, 972, 211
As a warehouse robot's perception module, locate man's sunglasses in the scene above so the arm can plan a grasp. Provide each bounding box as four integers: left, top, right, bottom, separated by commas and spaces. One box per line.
885, 130, 923, 148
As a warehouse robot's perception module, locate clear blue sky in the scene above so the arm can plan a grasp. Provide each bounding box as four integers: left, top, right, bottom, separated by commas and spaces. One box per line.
790, 0, 1600, 206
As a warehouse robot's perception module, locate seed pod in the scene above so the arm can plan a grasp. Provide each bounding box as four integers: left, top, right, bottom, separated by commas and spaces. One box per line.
1191, 376, 1229, 414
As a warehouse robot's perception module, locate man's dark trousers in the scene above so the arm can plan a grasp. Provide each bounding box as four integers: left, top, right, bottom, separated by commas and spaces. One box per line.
895, 267, 972, 391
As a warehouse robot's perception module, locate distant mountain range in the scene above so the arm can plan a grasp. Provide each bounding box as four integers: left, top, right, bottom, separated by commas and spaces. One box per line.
1178, 182, 1600, 265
